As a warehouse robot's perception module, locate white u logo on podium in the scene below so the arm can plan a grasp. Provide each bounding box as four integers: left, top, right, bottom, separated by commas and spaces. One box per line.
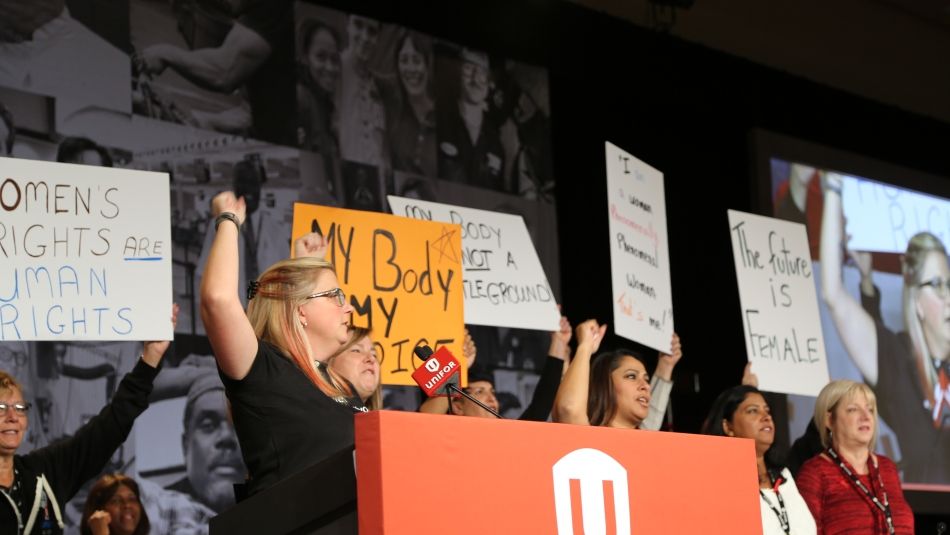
552, 448, 630, 535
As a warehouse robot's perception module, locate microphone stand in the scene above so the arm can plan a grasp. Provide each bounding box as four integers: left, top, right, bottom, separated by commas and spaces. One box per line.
446, 384, 503, 419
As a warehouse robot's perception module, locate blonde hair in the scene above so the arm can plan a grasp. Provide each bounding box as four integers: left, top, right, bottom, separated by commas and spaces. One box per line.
902, 232, 947, 391
0, 371, 23, 400
328, 326, 382, 410
813, 379, 878, 450
246, 257, 351, 398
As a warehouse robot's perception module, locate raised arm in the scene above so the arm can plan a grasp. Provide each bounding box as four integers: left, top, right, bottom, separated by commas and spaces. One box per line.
819, 173, 879, 385
199, 192, 258, 380
139, 23, 271, 93
553, 319, 606, 425
519, 315, 573, 421
641, 332, 681, 430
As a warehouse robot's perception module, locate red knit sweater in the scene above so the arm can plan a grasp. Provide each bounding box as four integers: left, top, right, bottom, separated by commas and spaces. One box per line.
796, 453, 914, 534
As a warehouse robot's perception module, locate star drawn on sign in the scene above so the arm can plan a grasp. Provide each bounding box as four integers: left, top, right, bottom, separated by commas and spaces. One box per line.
431, 225, 460, 265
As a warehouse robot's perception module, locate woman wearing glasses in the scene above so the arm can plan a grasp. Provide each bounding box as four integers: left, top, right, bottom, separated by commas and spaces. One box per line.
0, 325, 174, 535
200, 192, 358, 497
820, 172, 950, 484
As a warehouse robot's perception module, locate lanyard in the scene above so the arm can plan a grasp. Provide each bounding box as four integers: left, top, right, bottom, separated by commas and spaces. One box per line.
759, 473, 790, 535
826, 448, 895, 534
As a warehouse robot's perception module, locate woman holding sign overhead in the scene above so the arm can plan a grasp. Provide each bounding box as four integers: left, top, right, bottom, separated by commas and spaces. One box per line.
552, 319, 681, 430
200, 192, 360, 497
0, 308, 176, 535
820, 172, 950, 484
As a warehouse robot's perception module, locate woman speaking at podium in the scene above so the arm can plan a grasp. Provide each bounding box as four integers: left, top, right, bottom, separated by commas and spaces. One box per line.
200, 192, 360, 497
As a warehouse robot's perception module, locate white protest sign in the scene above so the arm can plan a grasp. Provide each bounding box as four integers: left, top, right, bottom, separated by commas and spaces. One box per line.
388, 196, 560, 331
840, 172, 950, 253
727, 209, 829, 396
0, 157, 173, 341
604, 142, 673, 353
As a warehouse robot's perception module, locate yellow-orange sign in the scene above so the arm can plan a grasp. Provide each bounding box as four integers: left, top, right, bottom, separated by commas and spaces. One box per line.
292, 203, 465, 386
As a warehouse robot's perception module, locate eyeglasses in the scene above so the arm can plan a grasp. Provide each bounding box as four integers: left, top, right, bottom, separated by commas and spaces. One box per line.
0, 402, 30, 415
306, 288, 346, 307
918, 277, 950, 298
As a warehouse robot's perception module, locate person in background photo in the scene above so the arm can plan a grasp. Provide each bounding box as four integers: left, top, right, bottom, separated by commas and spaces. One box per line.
296, 19, 341, 157
80, 474, 149, 535
338, 14, 387, 170
796, 380, 914, 534
383, 30, 436, 178
437, 47, 506, 192
166, 371, 243, 514
820, 171, 950, 483
138, 0, 296, 144
56, 137, 113, 167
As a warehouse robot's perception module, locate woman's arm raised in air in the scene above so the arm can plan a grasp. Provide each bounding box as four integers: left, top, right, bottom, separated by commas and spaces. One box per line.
553, 319, 606, 425
199, 192, 259, 380
819, 174, 878, 385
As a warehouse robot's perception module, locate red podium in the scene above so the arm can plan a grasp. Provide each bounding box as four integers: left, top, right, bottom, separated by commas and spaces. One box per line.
355, 411, 763, 534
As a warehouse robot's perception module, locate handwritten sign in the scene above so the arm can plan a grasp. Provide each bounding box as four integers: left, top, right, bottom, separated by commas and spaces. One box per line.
728, 209, 829, 396
387, 196, 559, 331
0, 157, 172, 341
292, 203, 465, 386
605, 142, 674, 353
840, 172, 950, 253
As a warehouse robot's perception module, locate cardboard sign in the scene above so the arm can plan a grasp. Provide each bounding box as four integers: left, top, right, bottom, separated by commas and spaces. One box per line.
604, 142, 674, 353
292, 203, 465, 386
728, 209, 830, 396
840, 172, 950, 253
388, 196, 559, 331
0, 157, 172, 341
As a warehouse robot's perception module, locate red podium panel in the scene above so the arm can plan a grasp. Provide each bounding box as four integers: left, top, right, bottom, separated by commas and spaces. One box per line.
355, 411, 762, 534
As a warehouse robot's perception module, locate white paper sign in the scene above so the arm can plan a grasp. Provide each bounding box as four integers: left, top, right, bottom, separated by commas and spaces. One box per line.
0, 157, 173, 341
604, 142, 673, 353
840, 172, 950, 253
387, 196, 560, 331
727, 209, 829, 396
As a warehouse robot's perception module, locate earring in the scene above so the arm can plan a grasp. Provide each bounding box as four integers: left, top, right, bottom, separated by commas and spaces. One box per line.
302, 320, 308, 327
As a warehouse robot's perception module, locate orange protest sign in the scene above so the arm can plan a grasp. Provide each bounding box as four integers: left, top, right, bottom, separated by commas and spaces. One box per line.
292, 203, 465, 386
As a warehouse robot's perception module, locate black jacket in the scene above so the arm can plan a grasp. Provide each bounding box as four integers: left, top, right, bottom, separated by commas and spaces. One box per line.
0, 359, 158, 535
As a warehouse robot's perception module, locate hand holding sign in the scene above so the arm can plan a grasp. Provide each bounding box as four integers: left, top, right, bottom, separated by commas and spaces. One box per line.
727, 209, 829, 396
292, 203, 464, 386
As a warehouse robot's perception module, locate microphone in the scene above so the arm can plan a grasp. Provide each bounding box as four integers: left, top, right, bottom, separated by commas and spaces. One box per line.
412, 345, 502, 418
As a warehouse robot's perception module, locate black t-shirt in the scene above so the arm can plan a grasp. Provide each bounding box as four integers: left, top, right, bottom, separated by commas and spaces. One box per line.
236, 0, 295, 145
864, 287, 950, 484
221, 340, 355, 496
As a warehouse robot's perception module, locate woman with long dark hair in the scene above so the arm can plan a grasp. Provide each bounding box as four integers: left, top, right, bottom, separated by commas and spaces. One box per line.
704, 385, 816, 534
80, 474, 149, 535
